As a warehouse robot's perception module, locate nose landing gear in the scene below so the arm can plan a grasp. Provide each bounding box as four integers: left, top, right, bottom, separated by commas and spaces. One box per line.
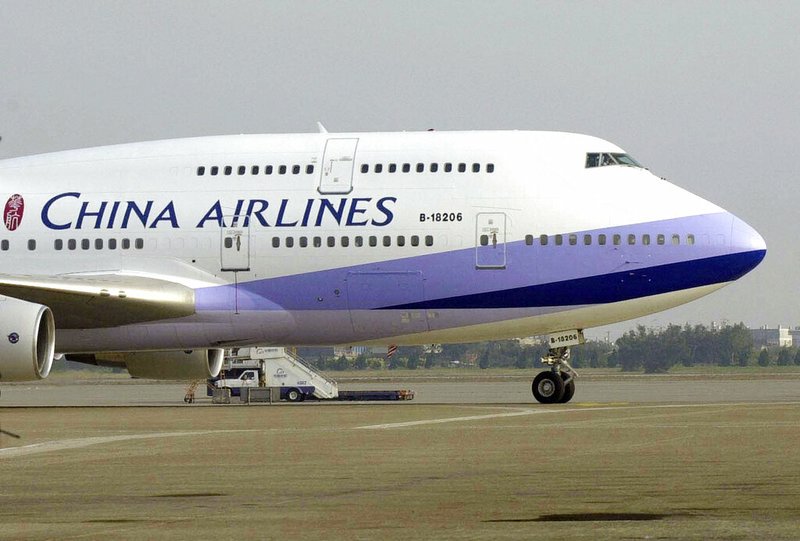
532, 346, 578, 404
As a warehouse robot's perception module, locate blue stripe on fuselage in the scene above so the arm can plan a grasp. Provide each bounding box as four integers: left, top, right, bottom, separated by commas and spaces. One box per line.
383, 249, 766, 310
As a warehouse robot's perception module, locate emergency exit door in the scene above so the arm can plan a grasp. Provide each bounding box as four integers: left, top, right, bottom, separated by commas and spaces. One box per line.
221, 226, 250, 271
475, 212, 506, 269
319, 138, 358, 194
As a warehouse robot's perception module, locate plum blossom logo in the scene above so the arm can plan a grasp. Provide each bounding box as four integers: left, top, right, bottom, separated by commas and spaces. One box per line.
4, 194, 24, 231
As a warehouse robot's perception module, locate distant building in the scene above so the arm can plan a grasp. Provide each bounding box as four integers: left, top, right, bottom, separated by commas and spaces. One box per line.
789, 328, 800, 347
750, 326, 792, 348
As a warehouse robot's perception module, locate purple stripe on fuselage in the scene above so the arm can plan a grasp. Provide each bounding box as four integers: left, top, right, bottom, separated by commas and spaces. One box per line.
195, 213, 755, 312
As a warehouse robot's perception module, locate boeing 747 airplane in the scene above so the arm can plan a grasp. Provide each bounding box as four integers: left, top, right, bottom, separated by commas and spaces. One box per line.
0, 130, 766, 402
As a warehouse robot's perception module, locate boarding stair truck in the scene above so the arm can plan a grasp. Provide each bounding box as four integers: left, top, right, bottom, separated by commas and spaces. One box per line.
210, 347, 339, 401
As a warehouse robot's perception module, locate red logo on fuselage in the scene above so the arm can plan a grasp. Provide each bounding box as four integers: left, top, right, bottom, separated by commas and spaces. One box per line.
4, 194, 24, 231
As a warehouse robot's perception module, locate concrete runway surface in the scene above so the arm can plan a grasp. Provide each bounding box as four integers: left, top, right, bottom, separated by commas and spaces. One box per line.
1, 375, 800, 540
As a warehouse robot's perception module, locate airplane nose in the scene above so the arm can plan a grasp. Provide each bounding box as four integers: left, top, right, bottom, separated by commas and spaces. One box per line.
729, 214, 766, 273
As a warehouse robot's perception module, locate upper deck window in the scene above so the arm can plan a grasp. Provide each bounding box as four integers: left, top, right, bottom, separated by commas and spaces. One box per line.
585, 153, 643, 169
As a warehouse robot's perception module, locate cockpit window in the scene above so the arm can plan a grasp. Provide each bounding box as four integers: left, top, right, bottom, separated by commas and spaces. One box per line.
585, 152, 643, 169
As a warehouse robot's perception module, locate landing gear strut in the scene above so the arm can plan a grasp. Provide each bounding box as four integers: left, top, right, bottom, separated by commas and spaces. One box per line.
532, 347, 578, 404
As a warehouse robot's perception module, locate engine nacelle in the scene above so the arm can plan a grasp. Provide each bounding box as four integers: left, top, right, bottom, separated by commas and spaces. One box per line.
123, 349, 224, 380
0, 296, 56, 381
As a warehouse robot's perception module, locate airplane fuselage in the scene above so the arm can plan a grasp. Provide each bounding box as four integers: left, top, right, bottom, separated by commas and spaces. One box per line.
0, 131, 766, 353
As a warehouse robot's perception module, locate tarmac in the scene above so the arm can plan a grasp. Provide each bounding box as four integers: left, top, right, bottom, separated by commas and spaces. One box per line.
1, 374, 800, 540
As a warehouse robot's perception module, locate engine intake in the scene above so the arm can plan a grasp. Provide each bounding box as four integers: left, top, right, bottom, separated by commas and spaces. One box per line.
0, 296, 56, 381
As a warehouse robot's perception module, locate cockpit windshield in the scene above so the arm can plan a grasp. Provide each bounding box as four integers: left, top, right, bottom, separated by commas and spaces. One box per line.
585, 152, 643, 169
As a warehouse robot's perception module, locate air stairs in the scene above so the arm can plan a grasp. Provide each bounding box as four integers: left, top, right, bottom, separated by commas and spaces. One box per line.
226, 347, 339, 399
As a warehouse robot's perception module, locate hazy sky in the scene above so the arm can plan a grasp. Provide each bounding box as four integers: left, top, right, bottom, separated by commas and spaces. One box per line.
1, 1, 797, 337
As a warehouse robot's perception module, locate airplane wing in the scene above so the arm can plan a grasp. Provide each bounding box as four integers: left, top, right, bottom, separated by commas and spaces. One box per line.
0, 274, 195, 328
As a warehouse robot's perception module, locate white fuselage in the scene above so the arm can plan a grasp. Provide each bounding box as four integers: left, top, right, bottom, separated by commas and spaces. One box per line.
0, 131, 765, 353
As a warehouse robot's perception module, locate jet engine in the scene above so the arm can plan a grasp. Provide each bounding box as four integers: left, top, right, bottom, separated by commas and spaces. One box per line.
122, 349, 224, 380
0, 296, 56, 381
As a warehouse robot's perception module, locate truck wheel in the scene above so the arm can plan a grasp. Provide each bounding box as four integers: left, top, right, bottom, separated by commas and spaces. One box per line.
286, 388, 302, 402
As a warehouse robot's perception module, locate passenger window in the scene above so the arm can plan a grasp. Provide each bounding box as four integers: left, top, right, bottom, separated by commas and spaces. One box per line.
251, 165, 260, 175
292, 165, 300, 175
480, 234, 489, 246
613, 234, 621, 245
81, 239, 90, 250
397, 236, 405, 247
487, 163, 495, 173
402, 163, 411, 173
430, 163, 438, 173
642, 234, 651, 246
210, 166, 219, 176
444, 163, 453, 172
425, 235, 433, 246
657, 234, 665, 245
569, 234, 577, 246
472, 163, 480, 173
299, 236, 308, 248
355, 236, 363, 247
555, 234, 563, 246
54, 239, 63, 250
224, 166, 232, 175
539, 235, 548, 246
369, 236, 377, 247
122, 239, 131, 250
687, 234, 695, 245
416, 163, 424, 173
389, 163, 397, 173
109, 238, 117, 250
313, 236, 322, 248
286, 237, 294, 248
95, 239, 103, 250
224, 237, 233, 249
279, 165, 287, 175
598, 234, 606, 245
628, 234, 636, 245
28, 239, 36, 251
265, 165, 273, 175
327, 236, 335, 248
375, 164, 383, 173
135, 238, 144, 249
197, 166, 206, 176
68, 239, 77, 250
272, 237, 280, 248
411, 235, 420, 247
672, 234, 680, 245
341, 236, 350, 247
458, 163, 466, 173
383, 236, 391, 247
306, 165, 314, 174
1, 240, 8, 250
238, 166, 246, 175
584, 234, 592, 245
361, 164, 369, 174
525, 234, 534, 246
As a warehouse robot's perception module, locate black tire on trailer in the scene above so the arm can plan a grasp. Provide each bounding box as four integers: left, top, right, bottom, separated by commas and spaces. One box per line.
286, 388, 302, 402
532, 371, 565, 404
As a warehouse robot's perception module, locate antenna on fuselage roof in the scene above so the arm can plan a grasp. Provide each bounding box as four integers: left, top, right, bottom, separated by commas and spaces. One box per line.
316, 122, 328, 134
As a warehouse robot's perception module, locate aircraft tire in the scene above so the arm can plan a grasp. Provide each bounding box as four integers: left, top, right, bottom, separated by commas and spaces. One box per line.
532, 371, 565, 404
559, 372, 576, 403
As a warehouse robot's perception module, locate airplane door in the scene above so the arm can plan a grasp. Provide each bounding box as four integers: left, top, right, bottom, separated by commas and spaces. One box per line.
319, 138, 358, 194
221, 226, 250, 271
475, 212, 506, 269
